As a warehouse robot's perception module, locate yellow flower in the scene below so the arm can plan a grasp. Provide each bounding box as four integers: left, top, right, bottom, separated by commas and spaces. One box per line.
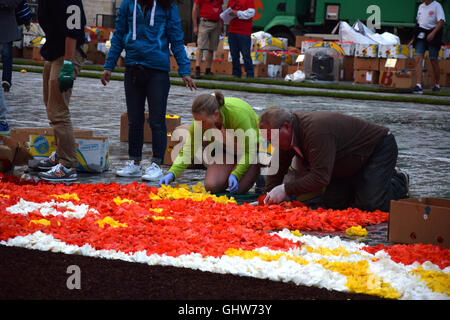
29, 219, 52, 227
51, 193, 80, 202
305, 245, 361, 258
345, 225, 368, 237
0, 194, 10, 198
291, 230, 302, 237
316, 259, 401, 299
411, 266, 450, 296
149, 183, 236, 204
95, 216, 128, 228
149, 208, 163, 213
113, 197, 134, 206
225, 248, 309, 265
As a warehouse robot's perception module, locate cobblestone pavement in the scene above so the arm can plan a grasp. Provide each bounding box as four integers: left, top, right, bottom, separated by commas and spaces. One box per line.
3, 70, 450, 245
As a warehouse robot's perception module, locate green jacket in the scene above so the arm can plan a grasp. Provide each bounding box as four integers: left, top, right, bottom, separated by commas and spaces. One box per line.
169, 97, 259, 181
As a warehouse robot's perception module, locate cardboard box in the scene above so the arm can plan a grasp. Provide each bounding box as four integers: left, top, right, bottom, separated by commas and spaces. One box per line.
11, 128, 94, 148
23, 47, 33, 59
439, 73, 450, 87
254, 64, 268, 78
12, 47, 23, 59
0, 137, 33, 173
340, 56, 354, 81
120, 114, 181, 143
389, 198, 450, 248
355, 43, 379, 58
354, 70, 379, 84
295, 36, 324, 49
378, 44, 412, 59
28, 135, 109, 173
211, 60, 233, 75
335, 41, 356, 56
379, 58, 415, 72
354, 57, 380, 71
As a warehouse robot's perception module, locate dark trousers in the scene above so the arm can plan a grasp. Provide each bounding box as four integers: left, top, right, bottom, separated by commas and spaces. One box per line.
322, 134, 408, 212
124, 66, 170, 164
1, 42, 12, 84
228, 32, 254, 78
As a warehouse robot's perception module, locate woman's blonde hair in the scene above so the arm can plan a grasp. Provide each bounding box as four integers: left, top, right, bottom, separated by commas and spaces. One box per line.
191, 90, 225, 115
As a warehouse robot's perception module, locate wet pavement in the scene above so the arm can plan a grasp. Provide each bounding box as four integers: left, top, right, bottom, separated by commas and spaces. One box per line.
3, 70, 450, 246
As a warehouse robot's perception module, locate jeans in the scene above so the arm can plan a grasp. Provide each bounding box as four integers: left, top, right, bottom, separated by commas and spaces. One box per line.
0, 44, 7, 122
228, 32, 254, 78
322, 134, 408, 212
414, 39, 439, 59
124, 66, 170, 164
1, 42, 13, 84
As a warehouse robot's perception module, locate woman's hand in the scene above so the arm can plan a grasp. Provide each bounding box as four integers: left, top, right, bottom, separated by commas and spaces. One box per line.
101, 70, 111, 86
183, 75, 197, 91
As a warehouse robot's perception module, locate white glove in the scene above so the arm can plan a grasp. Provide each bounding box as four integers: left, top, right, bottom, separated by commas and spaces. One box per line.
264, 184, 287, 205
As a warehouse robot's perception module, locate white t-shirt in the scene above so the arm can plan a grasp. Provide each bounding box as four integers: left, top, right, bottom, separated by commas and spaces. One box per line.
417, 1, 446, 30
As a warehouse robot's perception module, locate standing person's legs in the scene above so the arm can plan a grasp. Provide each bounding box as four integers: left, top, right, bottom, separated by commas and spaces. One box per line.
413, 39, 426, 90
228, 32, 242, 78
124, 66, 147, 163
2, 42, 13, 89
240, 34, 254, 78
352, 134, 407, 212
428, 45, 441, 88
0, 43, 8, 129
44, 52, 84, 169
146, 69, 170, 164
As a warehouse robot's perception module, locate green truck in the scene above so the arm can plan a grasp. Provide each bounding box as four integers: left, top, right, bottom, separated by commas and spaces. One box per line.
252, 0, 450, 45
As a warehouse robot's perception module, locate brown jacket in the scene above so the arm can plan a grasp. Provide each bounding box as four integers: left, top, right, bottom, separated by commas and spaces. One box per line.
266, 111, 389, 197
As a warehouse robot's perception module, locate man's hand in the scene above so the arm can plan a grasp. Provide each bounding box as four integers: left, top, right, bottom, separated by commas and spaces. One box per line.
264, 184, 287, 205
101, 70, 111, 86
426, 32, 435, 43
193, 25, 198, 36
183, 75, 197, 91
58, 61, 74, 92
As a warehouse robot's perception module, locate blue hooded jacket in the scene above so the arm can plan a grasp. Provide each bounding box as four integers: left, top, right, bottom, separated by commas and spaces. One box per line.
104, 0, 190, 77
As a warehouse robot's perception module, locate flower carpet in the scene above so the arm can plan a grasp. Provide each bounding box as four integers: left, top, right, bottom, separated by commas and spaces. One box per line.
0, 174, 448, 300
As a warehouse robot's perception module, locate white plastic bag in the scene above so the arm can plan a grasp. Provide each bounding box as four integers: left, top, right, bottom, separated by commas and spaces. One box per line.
284, 70, 305, 82
338, 21, 376, 44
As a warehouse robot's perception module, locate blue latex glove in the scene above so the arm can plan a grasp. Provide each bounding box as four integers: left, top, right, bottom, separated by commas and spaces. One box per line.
228, 174, 239, 194
160, 172, 175, 186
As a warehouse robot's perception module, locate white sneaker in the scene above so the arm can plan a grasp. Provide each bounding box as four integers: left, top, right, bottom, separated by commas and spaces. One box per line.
142, 162, 163, 181
116, 160, 142, 177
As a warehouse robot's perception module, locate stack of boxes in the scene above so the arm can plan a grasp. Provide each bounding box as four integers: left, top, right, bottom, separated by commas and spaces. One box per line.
171, 35, 301, 78
120, 114, 182, 165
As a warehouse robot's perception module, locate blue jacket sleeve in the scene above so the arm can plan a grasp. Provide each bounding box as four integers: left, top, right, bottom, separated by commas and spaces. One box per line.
166, 4, 191, 77
104, 0, 129, 71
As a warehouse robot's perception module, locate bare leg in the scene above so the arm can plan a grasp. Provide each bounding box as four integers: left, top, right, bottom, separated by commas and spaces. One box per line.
414, 55, 423, 86
430, 59, 440, 86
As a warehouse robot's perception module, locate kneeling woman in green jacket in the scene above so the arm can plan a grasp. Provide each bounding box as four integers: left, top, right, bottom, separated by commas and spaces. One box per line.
160, 91, 260, 194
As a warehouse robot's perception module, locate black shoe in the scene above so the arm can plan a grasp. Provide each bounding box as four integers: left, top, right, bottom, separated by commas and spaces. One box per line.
2, 81, 11, 92
37, 151, 58, 170
395, 167, 410, 198
432, 85, 441, 92
39, 163, 78, 182
412, 85, 423, 94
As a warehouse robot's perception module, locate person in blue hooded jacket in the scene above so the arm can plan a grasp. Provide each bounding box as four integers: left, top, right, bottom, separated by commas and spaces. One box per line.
101, 0, 196, 181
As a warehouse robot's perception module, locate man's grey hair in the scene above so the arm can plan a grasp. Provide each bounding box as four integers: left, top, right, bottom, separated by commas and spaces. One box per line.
259, 108, 293, 129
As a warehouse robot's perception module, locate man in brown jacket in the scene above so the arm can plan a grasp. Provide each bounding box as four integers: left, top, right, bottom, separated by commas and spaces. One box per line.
260, 108, 409, 212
